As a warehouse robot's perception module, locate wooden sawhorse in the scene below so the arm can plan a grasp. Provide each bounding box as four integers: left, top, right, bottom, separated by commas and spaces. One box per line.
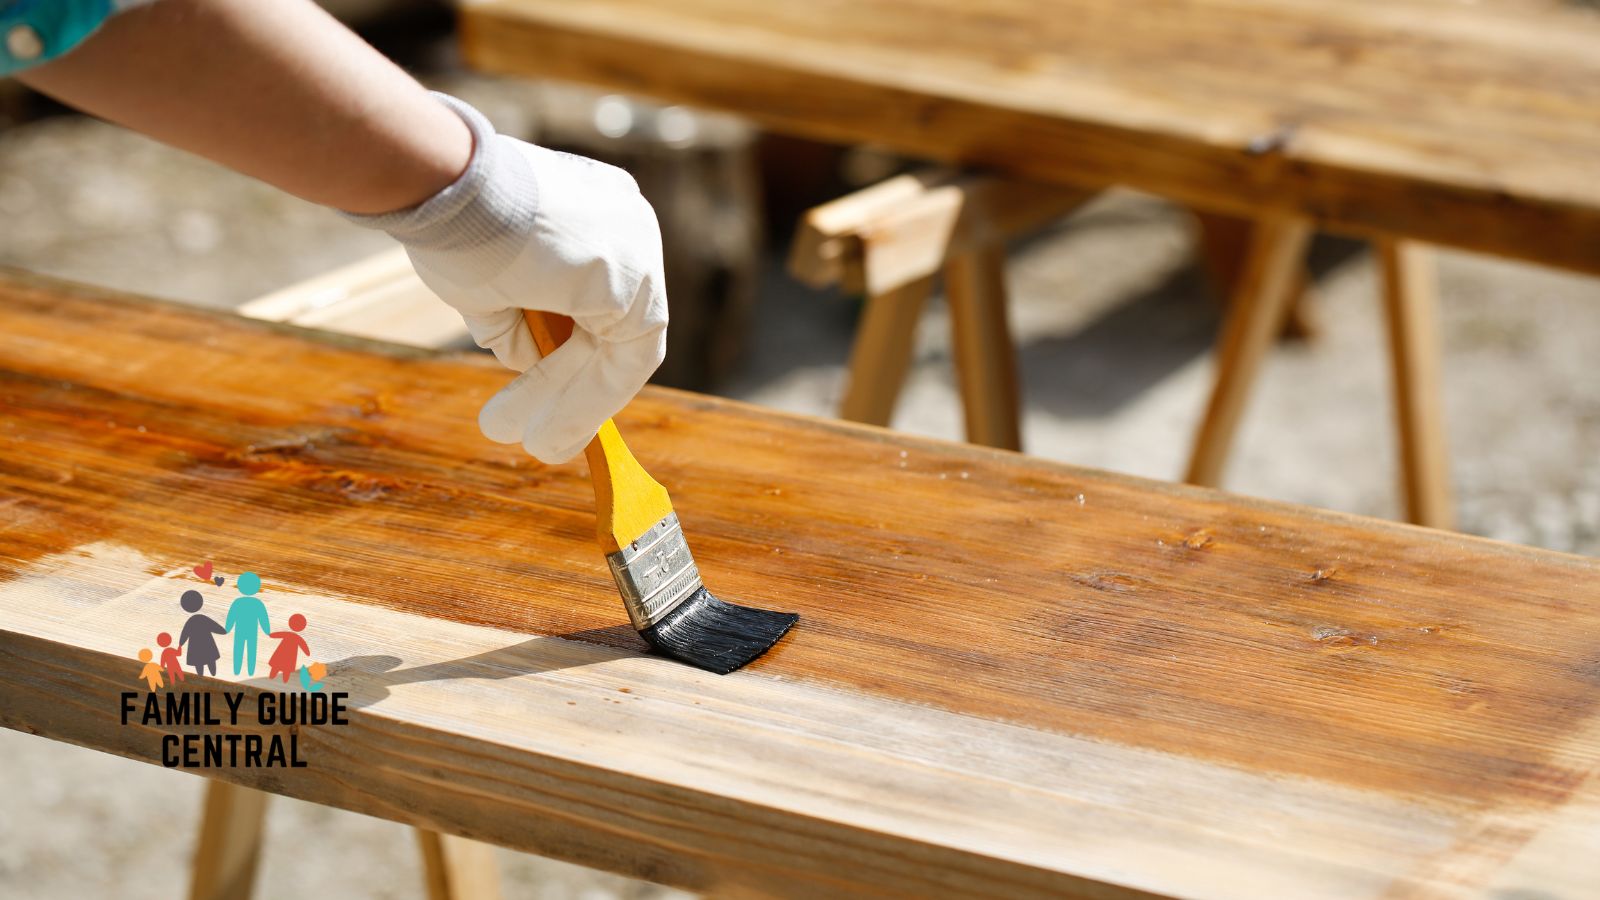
1185, 221, 1452, 528
789, 169, 1092, 451
791, 176, 1450, 528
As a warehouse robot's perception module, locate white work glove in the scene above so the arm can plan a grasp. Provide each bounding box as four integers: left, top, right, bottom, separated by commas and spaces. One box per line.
345, 93, 667, 464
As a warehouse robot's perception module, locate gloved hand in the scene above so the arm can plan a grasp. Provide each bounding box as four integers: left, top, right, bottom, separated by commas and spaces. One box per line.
345, 93, 667, 464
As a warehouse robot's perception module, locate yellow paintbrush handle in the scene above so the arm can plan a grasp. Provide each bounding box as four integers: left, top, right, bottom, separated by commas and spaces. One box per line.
521, 311, 673, 553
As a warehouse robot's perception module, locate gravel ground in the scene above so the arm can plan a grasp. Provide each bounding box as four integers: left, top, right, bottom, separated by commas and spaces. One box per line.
2, 79, 1598, 899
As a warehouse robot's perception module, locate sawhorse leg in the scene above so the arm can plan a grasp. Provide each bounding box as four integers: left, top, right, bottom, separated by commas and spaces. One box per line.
1186, 222, 1454, 529
839, 276, 936, 426
1185, 217, 1314, 486
945, 243, 1023, 450
1194, 210, 1319, 340
1378, 239, 1453, 529
189, 782, 268, 900
417, 829, 505, 900
191, 780, 502, 900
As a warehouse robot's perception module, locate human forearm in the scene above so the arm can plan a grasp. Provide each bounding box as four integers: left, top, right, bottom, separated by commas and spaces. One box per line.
17, 0, 470, 213
18, 0, 667, 460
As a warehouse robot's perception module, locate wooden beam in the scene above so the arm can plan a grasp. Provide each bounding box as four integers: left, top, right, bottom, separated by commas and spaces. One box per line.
4, 274, 1600, 898
854, 177, 1094, 297
461, 0, 1600, 275
791, 172, 1089, 436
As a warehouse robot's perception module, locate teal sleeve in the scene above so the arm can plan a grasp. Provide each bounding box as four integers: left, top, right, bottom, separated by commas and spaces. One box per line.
1, 0, 116, 76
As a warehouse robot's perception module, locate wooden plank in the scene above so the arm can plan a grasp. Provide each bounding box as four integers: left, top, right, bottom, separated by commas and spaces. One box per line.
461, 0, 1600, 275
3, 273, 1600, 898
247, 251, 505, 897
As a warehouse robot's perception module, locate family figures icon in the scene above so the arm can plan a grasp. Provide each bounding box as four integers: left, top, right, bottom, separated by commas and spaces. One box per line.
138, 631, 191, 689
136, 649, 163, 691
157, 631, 185, 684
225, 572, 270, 676
140, 570, 314, 686
267, 614, 310, 682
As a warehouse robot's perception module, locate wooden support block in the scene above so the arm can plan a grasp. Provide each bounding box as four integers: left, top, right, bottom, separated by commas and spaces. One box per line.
790, 169, 1092, 297
417, 830, 504, 900
189, 782, 269, 900
1185, 217, 1314, 487
1377, 239, 1454, 529
850, 177, 1094, 298
6, 274, 1599, 899
944, 244, 1023, 450
838, 275, 934, 426
788, 169, 953, 289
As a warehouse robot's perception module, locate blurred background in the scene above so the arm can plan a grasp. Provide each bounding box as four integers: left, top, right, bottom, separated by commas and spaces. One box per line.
3, 1, 1599, 898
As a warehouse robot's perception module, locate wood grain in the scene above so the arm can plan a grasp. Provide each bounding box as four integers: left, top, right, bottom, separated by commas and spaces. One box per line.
3, 273, 1600, 897
461, 0, 1600, 274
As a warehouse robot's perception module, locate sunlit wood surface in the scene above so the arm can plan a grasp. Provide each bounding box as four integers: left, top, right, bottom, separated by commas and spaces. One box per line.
2, 273, 1598, 897
463, 0, 1600, 274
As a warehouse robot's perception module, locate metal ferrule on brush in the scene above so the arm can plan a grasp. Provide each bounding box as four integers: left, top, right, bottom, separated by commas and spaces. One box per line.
606, 513, 704, 631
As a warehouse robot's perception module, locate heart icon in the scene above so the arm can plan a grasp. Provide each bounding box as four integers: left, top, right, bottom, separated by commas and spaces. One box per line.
213, 576, 225, 587
193, 562, 213, 581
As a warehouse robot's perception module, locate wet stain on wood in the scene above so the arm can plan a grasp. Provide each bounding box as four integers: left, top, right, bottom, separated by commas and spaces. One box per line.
3, 274, 1600, 823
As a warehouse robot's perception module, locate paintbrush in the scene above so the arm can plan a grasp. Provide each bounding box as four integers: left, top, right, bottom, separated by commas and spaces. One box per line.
521, 310, 797, 674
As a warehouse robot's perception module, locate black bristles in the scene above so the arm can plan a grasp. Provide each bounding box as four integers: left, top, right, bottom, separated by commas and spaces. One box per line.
638, 587, 798, 674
